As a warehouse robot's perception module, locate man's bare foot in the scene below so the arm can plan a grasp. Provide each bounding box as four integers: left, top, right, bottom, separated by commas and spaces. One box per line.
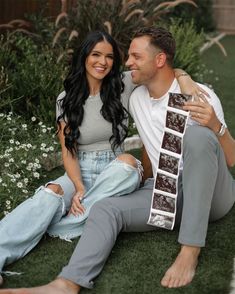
0, 275, 3, 287
161, 245, 201, 288
0, 278, 80, 294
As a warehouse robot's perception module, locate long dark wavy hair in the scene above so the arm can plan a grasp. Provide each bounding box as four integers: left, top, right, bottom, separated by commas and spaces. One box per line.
57, 31, 129, 155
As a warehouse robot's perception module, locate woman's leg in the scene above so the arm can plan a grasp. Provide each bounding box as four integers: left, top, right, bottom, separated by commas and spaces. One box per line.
0, 174, 76, 275
47, 153, 142, 240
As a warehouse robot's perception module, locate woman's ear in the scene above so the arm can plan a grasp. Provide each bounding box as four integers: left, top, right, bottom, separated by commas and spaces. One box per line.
155, 52, 167, 68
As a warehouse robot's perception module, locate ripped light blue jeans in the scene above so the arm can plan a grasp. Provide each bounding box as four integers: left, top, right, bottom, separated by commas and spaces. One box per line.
0, 150, 141, 273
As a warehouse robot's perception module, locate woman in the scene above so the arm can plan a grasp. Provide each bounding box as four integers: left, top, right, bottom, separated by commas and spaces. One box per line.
0, 30, 205, 286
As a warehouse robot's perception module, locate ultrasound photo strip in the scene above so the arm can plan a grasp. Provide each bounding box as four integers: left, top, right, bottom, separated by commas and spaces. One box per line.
147, 93, 191, 230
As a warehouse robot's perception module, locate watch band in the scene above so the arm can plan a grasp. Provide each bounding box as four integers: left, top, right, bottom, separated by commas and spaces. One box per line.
217, 123, 226, 137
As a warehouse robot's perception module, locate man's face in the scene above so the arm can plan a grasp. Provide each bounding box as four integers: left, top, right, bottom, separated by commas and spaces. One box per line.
125, 36, 160, 85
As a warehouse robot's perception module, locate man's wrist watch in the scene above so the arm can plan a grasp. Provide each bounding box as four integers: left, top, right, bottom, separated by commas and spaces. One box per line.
216, 123, 226, 137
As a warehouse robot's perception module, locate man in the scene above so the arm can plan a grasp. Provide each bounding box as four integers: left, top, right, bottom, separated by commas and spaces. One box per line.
1, 27, 235, 293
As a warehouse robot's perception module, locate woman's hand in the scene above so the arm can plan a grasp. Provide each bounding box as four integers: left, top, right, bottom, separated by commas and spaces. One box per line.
69, 185, 86, 216
183, 99, 221, 133
174, 69, 209, 102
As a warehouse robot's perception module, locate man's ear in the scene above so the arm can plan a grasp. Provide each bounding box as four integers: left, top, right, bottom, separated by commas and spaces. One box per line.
155, 52, 167, 68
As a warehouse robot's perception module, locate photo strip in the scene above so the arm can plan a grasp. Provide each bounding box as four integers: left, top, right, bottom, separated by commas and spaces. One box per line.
161, 131, 182, 155
148, 93, 192, 230
158, 152, 180, 175
152, 192, 176, 214
168, 92, 192, 110
149, 212, 175, 230
166, 111, 188, 134
155, 172, 177, 195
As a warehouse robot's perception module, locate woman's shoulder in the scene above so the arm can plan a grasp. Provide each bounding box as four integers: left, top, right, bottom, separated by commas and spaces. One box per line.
122, 71, 134, 87
57, 91, 66, 102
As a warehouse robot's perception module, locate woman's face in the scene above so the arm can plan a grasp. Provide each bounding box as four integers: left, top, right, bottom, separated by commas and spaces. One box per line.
85, 40, 114, 84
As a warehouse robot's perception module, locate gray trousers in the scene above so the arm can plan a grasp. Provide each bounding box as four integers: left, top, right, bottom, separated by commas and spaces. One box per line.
59, 126, 235, 289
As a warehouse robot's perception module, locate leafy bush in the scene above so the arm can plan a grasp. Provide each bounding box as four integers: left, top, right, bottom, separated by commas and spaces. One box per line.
169, 20, 205, 78
169, 0, 215, 33
0, 0, 205, 123
53, 0, 200, 59
0, 33, 66, 124
0, 112, 60, 218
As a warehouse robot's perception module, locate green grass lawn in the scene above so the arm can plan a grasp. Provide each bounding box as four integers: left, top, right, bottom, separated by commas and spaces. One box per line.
2, 36, 235, 293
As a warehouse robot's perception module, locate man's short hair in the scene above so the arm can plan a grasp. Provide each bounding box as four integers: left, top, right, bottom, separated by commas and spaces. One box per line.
133, 26, 176, 66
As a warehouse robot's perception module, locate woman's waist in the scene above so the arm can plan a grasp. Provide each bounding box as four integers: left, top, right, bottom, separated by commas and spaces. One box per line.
77, 148, 122, 161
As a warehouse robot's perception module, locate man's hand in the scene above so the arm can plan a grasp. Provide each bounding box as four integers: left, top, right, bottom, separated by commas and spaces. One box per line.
69, 187, 86, 216
183, 99, 221, 133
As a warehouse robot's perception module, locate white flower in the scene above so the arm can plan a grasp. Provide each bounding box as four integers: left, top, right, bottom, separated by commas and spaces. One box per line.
49, 146, 54, 151
21, 160, 27, 164
11, 178, 16, 182
9, 139, 14, 144
42, 129, 47, 133
41, 143, 46, 148
15, 173, 21, 178
27, 143, 32, 148
33, 172, 40, 179
7, 117, 11, 121
22, 124, 27, 129
38, 122, 43, 126
22, 189, 28, 194
4, 163, 10, 167
9, 158, 14, 163
23, 178, 29, 184
15, 141, 20, 145
6, 200, 11, 205
17, 182, 23, 188
35, 158, 39, 163
31, 116, 36, 122
42, 153, 48, 158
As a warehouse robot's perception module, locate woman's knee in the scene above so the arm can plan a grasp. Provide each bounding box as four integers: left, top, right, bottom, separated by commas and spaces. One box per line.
116, 153, 138, 168
46, 183, 64, 195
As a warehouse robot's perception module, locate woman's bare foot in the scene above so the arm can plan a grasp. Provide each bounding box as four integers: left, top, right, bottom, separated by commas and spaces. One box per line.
161, 245, 201, 288
0, 278, 80, 294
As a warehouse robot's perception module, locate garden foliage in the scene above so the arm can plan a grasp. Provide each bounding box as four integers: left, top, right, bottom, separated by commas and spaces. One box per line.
0, 0, 209, 212
0, 112, 60, 218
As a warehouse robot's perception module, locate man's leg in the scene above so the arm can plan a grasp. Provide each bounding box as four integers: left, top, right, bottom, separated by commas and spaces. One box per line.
161, 126, 235, 288
0, 179, 154, 294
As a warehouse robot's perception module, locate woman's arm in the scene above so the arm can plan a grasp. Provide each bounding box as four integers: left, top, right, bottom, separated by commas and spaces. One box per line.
174, 68, 209, 101
58, 121, 86, 215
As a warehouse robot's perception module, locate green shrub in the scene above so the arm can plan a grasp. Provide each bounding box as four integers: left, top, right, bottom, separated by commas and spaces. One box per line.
53, 0, 202, 59
0, 112, 60, 218
169, 0, 215, 33
169, 20, 205, 78
0, 0, 205, 122
0, 33, 66, 124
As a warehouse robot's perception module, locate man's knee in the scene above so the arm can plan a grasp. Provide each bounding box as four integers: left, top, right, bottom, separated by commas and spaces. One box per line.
46, 183, 64, 195
184, 126, 217, 154
116, 153, 138, 168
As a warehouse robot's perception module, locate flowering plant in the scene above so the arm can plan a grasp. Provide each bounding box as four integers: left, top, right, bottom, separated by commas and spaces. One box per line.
0, 112, 60, 218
